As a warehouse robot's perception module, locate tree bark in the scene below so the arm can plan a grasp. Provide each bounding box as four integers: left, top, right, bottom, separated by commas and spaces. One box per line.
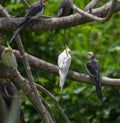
0, 0, 120, 32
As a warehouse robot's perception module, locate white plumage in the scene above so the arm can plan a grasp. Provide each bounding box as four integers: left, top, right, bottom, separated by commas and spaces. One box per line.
1, 44, 18, 70
58, 47, 71, 90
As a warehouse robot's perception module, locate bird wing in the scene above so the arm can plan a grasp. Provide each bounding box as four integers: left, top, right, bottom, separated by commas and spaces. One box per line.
86, 59, 100, 75
58, 0, 73, 17
58, 51, 65, 69
86, 59, 101, 83
58, 0, 68, 17
58, 51, 71, 70
58, 7, 63, 17
10, 54, 18, 70
25, 2, 44, 19
58, 0, 65, 16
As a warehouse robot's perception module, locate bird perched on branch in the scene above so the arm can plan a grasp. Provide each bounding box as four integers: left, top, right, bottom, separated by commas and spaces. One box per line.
1, 43, 18, 70
58, 0, 73, 17
54, 0, 73, 34
9, 0, 48, 44
58, 46, 72, 90
86, 52, 103, 100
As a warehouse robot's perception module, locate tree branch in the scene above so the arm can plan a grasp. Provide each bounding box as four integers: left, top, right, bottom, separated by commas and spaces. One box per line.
36, 83, 70, 123
0, 0, 120, 32
1, 46, 120, 86
6, 48, 119, 87
21, 0, 30, 8
72, 0, 117, 22
84, 0, 99, 11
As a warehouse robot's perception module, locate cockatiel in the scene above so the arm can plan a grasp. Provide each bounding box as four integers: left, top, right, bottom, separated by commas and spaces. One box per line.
54, 0, 73, 35
86, 52, 103, 100
1, 43, 18, 70
58, 47, 71, 90
9, 0, 48, 44
58, 0, 73, 17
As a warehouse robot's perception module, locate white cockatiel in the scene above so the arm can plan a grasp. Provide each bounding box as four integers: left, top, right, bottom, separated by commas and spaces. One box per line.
1, 43, 18, 70
58, 47, 71, 90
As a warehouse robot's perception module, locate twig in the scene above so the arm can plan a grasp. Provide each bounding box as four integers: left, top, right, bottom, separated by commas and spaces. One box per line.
84, 0, 99, 11
72, 0, 117, 22
36, 83, 71, 123
0, 4, 10, 18
21, 0, 30, 8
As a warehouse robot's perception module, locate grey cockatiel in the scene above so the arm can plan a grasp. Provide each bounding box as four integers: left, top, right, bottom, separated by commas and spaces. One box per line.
86, 51, 103, 100
9, 0, 48, 44
54, 0, 73, 35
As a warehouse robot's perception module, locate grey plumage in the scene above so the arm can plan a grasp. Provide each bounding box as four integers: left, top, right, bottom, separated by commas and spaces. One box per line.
54, 0, 73, 35
58, 0, 73, 17
86, 52, 103, 100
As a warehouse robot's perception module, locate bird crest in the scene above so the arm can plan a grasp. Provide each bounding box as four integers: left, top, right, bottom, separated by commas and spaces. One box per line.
42, 0, 48, 5
5, 42, 13, 53
65, 45, 71, 56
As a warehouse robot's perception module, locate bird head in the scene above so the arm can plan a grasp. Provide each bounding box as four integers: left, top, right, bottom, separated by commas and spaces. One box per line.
87, 51, 94, 59
4, 42, 13, 55
65, 45, 71, 56
41, 0, 48, 5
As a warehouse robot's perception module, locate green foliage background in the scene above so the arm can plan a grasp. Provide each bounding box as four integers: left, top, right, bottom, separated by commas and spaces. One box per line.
1, 0, 120, 123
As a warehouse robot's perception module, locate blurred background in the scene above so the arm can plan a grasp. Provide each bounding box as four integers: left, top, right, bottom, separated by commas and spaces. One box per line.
1, 0, 120, 123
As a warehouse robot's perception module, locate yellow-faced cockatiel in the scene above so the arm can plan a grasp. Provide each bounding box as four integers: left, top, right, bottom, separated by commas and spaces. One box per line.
1, 43, 18, 70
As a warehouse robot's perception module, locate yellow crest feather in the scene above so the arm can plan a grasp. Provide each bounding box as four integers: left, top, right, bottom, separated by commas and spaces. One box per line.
7, 42, 12, 51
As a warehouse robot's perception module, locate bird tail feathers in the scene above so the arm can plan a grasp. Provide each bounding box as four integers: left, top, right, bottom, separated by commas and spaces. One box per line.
95, 84, 103, 101
59, 70, 67, 91
9, 19, 31, 44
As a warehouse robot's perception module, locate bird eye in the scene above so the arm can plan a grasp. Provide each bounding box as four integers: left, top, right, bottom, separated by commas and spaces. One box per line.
43, 0, 48, 4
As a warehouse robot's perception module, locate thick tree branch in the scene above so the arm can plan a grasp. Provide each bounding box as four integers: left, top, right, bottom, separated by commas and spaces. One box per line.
1, 46, 120, 86
0, 0, 120, 32
4, 48, 118, 87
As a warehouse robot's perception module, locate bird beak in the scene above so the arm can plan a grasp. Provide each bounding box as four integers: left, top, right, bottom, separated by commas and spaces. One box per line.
87, 52, 90, 58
